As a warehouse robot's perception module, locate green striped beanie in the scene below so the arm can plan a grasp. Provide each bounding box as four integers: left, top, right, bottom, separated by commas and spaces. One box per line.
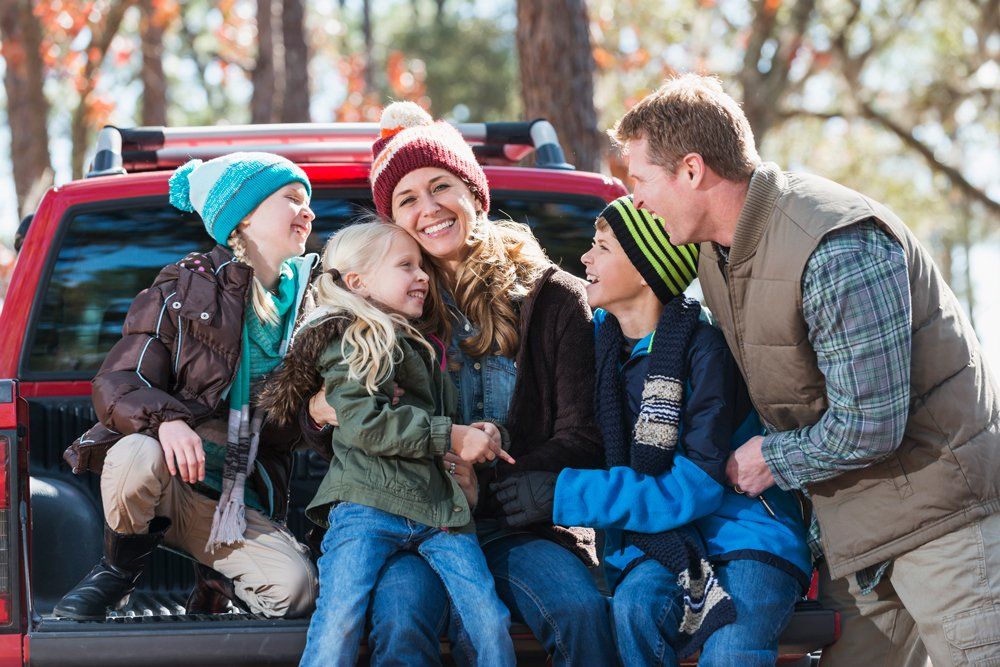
599, 195, 699, 304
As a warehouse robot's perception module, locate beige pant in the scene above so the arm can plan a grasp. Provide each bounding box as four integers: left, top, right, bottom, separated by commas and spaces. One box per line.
100, 434, 318, 618
819, 511, 1000, 667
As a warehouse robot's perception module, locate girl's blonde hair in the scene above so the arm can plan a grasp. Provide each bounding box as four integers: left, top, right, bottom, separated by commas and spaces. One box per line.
422, 213, 552, 358
299, 221, 436, 394
228, 227, 281, 326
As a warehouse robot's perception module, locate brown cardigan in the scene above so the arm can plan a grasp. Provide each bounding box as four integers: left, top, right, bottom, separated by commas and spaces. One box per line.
477, 265, 603, 566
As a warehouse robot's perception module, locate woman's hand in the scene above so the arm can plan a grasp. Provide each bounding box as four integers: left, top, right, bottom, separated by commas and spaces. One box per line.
158, 419, 205, 483
308, 384, 405, 429
308, 390, 339, 428
450, 425, 516, 465
444, 452, 478, 510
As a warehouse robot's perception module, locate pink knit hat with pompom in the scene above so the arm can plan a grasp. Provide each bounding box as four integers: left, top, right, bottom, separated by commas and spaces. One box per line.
370, 102, 490, 217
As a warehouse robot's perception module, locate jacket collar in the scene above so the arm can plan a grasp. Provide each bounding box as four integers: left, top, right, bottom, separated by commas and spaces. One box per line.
730, 162, 786, 267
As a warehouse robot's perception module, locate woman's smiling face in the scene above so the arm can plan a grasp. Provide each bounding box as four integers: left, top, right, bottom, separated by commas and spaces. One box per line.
389, 167, 480, 267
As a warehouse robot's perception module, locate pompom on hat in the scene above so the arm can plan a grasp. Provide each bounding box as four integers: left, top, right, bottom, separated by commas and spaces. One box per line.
370, 101, 489, 218
168, 151, 311, 244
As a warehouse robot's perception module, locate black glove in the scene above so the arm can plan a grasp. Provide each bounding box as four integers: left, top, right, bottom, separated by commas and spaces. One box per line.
489, 471, 557, 528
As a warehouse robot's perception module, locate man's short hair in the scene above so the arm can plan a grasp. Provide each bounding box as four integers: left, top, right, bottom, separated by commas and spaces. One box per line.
610, 73, 761, 182
595, 216, 610, 232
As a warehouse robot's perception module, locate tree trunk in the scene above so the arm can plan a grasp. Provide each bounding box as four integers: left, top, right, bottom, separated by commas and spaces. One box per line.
0, 0, 53, 216
70, 0, 132, 180
960, 205, 977, 331
251, 0, 277, 123
139, 0, 167, 126
738, 0, 816, 143
281, 0, 310, 122
362, 0, 375, 92
516, 0, 601, 172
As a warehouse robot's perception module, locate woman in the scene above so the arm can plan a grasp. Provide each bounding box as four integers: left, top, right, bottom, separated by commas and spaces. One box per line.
57, 152, 319, 620
309, 103, 616, 665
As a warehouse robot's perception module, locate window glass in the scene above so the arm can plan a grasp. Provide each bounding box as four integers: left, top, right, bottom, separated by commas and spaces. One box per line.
25, 191, 605, 377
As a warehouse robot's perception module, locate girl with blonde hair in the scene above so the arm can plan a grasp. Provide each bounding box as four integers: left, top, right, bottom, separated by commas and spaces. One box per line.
261, 221, 516, 667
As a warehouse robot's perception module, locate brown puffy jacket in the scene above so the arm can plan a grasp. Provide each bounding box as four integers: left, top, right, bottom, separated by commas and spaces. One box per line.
64, 244, 313, 521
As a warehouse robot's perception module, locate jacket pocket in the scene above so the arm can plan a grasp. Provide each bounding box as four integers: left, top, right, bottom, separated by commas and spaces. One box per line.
943, 605, 1000, 666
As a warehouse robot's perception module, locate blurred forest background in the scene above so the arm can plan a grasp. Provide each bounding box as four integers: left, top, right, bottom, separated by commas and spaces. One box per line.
0, 0, 997, 366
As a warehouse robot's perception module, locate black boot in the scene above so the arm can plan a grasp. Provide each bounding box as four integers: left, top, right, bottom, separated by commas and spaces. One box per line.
184, 562, 250, 615
52, 516, 171, 620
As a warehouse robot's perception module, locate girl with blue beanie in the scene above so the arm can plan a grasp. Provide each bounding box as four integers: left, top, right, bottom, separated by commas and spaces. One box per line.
56, 152, 320, 621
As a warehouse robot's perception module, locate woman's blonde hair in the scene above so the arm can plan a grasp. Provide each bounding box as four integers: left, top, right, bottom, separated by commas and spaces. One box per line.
227, 227, 281, 326
423, 213, 552, 358
299, 221, 436, 394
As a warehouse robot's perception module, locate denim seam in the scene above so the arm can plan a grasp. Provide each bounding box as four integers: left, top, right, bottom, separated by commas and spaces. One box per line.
420, 554, 477, 660
494, 573, 571, 663
652, 592, 679, 666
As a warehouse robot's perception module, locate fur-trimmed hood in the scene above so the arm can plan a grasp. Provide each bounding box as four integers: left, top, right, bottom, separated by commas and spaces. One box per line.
257, 315, 352, 427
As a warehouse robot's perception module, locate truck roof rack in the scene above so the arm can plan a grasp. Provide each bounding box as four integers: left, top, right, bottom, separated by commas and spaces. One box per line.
87, 120, 576, 178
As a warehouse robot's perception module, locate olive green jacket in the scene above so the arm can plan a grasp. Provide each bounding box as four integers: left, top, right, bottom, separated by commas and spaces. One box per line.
304, 331, 472, 531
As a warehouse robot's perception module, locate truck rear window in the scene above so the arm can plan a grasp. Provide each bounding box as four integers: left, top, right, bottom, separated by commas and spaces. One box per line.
24, 191, 606, 378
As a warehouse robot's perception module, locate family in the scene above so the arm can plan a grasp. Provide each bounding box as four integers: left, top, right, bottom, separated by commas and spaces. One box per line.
55, 74, 998, 666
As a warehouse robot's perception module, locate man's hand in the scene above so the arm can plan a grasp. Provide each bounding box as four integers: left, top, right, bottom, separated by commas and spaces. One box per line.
489, 471, 557, 528
158, 419, 205, 484
725, 435, 776, 497
444, 452, 479, 510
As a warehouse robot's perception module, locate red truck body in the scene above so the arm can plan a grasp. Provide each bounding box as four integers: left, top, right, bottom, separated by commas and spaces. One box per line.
0, 123, 836, 666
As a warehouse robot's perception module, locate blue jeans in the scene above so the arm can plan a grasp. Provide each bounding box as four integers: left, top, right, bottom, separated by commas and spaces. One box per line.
367, 551, 450, 667
300, 503, 515, 667
477, 533, 617, 667
367, 532, 617, 667
612, 558, 800, 667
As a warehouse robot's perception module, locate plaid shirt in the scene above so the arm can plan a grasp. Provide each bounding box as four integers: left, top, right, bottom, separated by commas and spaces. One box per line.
756, 220, 911, 590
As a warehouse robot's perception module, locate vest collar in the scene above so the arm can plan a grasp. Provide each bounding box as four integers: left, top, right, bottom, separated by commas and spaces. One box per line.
730, 162, 786, 267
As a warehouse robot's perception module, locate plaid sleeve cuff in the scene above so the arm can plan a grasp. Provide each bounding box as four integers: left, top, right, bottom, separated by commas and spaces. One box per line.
761, 430, 810, 491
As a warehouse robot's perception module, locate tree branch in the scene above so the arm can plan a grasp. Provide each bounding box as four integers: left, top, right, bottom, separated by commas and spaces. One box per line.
858, 99, 1000, 216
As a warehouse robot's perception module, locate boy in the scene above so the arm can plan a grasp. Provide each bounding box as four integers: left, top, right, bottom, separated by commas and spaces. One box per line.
492, 196, 811, 666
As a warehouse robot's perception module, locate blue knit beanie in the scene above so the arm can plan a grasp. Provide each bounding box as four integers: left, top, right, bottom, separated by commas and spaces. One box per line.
168, 152, 312, 244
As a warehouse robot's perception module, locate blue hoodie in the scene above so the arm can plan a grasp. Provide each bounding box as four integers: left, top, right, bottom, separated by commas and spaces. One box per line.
553, 308, 811, 591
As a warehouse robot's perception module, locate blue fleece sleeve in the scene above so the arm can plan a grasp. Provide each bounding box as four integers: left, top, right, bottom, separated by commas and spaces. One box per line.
553, 454, 725, 532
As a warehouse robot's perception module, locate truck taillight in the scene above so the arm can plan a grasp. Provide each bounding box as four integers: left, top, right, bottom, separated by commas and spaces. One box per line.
0, 434, 10, 625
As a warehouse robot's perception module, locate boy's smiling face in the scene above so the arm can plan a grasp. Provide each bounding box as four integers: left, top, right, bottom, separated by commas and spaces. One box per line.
581, 222, 648, 314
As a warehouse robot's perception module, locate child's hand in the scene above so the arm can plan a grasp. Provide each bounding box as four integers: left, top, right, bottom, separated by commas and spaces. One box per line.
158, 419, 205, 483
450, 425, 516, 465
470, 421, 501, 450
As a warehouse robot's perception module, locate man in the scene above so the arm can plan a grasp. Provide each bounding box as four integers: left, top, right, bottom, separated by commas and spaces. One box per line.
609, 73, 999, 666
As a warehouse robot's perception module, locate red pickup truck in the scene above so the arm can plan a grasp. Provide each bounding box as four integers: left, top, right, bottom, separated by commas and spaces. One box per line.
0, 120, 837, 666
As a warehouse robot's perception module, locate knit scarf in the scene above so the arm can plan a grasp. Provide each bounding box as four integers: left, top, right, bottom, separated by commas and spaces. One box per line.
595, 297, 736, 658
207, 259, 303, 552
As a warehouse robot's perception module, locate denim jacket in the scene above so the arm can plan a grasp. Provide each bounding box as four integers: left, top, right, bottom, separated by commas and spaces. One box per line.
444, 293, 517, 426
